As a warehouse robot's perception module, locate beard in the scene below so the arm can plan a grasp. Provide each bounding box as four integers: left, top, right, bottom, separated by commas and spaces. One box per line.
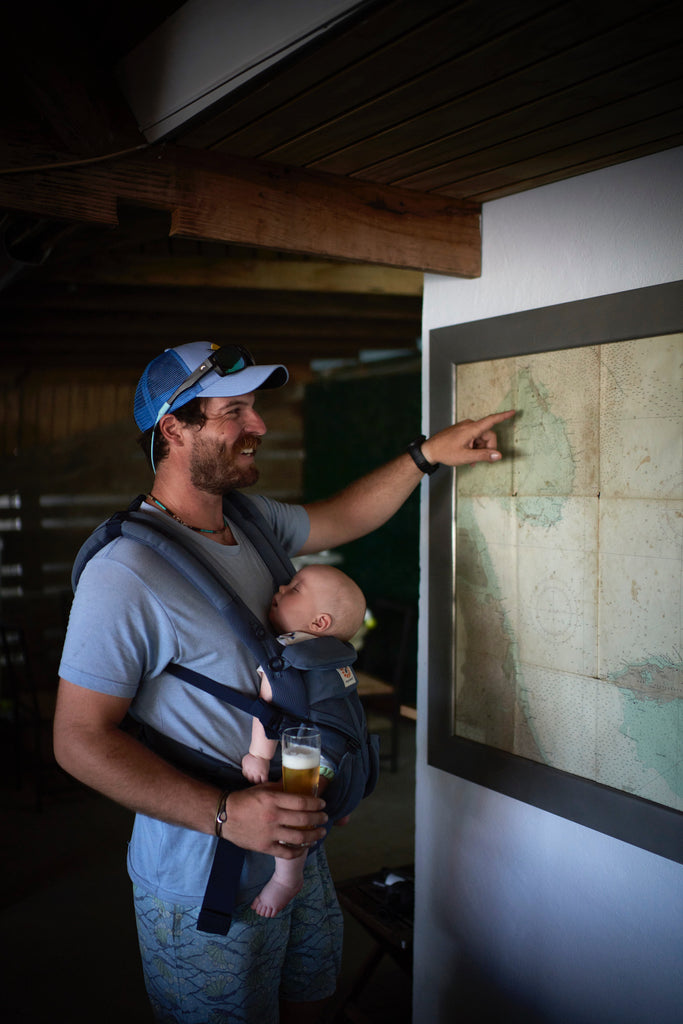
188, 433, 261, 494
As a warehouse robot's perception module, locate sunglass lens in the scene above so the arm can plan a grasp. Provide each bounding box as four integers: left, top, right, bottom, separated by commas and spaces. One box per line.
212, 345, 255, 375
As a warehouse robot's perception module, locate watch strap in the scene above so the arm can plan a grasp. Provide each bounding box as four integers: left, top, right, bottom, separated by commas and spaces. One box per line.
407, 435, 440, 475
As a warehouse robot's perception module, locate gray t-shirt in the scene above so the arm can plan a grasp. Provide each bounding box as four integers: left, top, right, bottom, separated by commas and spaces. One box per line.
59, 495, 310, 904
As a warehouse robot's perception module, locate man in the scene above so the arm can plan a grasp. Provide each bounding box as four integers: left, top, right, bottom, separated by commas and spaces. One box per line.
54, 341, 514, 1024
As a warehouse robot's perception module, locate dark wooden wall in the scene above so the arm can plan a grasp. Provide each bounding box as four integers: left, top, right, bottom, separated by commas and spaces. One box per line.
0, 363, 310, 684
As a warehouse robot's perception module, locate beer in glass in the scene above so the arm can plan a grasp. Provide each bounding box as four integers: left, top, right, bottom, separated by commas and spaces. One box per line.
281, 726, 321, 797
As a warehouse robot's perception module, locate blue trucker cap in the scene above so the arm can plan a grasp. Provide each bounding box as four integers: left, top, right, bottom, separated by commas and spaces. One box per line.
134, 341, 288, 432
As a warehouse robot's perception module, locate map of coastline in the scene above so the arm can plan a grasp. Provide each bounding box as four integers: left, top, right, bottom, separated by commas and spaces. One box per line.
453, 333, 682, 812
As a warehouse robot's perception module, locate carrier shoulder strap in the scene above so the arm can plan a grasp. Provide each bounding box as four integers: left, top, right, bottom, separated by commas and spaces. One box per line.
221, 490, 295, 588
72, 493, 311, 725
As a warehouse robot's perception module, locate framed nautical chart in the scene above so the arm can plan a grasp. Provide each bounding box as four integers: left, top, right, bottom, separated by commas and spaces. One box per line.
427, 281, 683, 863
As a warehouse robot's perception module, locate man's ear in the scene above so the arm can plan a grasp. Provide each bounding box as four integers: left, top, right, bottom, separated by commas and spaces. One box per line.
310, 612, 332, 635
158, 413, 185, 447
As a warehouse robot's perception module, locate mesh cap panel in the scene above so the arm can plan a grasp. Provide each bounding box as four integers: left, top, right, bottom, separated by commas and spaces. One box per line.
134, 349, 190, 431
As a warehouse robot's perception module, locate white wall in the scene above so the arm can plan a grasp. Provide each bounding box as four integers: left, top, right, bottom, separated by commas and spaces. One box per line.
416, 147, 683, 1024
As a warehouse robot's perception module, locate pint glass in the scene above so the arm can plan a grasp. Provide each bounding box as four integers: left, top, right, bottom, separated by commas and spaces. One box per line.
281, 726, 321, 797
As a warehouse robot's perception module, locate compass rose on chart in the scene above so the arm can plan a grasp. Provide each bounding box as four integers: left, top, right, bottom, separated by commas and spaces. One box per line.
532, 581, 578, 643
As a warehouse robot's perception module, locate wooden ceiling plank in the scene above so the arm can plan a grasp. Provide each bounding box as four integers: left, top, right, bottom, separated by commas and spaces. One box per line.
1, 294, 420, 330
0, 145, 480, 277
218, 0, 551, 161
438, 116, 683, 200
462, 135, 683, 202
3, 324, 419, 349
177, 0, 460, 150
1, 324, 416, 353
318, 6, 683, 181
36, 254, 423, 295
2, 286, 421, 323
0, 340, 396, 370
393, 78, 683, 193
1, 331, 411, 352
258, 1, 590, 167
253, 0, 663, 171
339, 46, 683, 188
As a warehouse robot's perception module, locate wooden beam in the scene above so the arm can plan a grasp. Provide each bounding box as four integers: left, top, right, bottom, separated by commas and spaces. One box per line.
3, 283, 420, 318
43, 253, 424, 295
0, 332, 415, 369
0, 145, 481, 277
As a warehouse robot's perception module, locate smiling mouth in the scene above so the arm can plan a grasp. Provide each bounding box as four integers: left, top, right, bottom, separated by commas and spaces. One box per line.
238, 434, 262, 457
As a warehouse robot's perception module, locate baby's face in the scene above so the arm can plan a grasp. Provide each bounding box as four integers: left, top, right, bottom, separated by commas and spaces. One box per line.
269, 568, 321, 635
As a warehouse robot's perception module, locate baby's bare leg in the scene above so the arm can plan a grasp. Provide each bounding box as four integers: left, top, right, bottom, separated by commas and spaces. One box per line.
242, 673, 278, 782
251, 856, 306, 918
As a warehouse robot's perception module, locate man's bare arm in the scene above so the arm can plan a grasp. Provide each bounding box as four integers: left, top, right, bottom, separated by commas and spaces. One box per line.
300, 410, 514, 554
53, 679, 327, 856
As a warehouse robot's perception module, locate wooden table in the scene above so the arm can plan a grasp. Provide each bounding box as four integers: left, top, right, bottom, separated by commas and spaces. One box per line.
330, 865, 414, 1022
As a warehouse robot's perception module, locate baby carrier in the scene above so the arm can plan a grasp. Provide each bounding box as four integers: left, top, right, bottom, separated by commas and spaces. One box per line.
71, 492, 380, 933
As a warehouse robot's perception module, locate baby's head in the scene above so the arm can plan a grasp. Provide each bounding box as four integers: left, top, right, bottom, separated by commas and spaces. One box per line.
269, 564, 366, 642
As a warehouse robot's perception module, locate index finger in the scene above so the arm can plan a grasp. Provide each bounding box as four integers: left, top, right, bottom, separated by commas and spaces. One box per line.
471, 409, 516, 432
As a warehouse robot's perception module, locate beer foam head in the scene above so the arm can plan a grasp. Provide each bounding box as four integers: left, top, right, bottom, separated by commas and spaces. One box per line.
282, 747, 320, 770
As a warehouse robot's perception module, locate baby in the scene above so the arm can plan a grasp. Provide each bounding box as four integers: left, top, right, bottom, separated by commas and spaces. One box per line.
242, 563, 366, 917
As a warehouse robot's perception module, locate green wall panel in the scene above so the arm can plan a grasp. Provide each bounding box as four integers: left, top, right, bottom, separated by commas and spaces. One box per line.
303, 365, 421, 606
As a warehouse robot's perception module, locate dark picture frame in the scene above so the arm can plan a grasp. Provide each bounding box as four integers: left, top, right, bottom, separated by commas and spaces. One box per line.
427, 280, 683, 864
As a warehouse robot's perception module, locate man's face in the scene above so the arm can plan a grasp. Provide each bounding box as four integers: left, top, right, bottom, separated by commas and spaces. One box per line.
186, 394, 266, 494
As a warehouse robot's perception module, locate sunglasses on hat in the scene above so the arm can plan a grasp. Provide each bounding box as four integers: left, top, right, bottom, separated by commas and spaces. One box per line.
153, 344, 256, 428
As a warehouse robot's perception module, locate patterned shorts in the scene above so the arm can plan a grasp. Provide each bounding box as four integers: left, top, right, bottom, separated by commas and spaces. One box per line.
133, 849, 343, 1024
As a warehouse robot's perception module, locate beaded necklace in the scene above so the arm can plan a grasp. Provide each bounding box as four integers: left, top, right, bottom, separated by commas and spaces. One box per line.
148, 493, 227, 535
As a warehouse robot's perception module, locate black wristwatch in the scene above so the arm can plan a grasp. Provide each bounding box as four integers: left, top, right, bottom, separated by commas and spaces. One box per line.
407, 435, 440, 475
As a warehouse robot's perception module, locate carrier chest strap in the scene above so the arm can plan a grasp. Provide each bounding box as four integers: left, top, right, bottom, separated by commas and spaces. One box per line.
165, 662, 362, 750
165, 663, 303, 739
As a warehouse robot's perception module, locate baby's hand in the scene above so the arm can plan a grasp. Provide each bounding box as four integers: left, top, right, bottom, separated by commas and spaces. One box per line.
242, 752, 271, 784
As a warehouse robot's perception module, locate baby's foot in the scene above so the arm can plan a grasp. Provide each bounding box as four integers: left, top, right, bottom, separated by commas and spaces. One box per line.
251, 877, 303, 918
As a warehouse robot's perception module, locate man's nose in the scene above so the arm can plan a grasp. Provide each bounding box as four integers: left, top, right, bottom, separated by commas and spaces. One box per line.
247, 408, 266, 435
